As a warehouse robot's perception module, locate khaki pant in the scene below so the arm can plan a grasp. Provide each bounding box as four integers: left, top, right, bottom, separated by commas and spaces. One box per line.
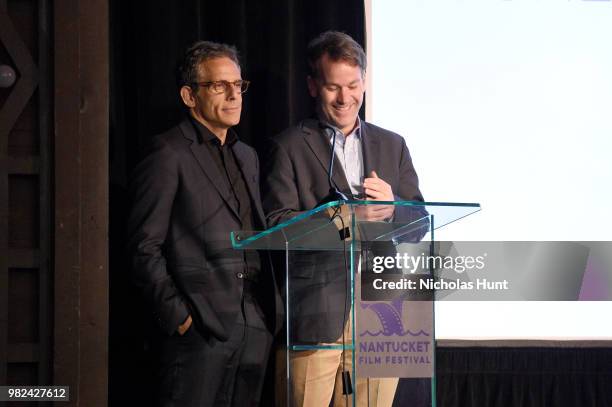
276, 317, 398, 407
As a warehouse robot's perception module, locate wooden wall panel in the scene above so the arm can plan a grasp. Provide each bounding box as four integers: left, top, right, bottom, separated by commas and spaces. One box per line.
8, 93, 39, 156
8, 175, 39, 249
1, 1, 109, 404
0, 0, 51, 393
54, 0, 109, 405
8, 268, 39, 343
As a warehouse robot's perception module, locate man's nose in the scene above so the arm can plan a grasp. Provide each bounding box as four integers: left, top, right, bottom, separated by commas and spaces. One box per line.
336, 87, 347, 104
226, 84, 239, 99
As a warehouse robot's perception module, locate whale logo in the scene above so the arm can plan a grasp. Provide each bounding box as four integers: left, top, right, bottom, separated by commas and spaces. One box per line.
359, 299, 429, 337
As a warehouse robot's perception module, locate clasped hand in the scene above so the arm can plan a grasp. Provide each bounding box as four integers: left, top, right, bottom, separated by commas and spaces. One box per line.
356, 170, 395, 221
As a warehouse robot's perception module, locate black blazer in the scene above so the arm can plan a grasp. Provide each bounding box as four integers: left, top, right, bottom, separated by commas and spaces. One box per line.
128, 119, 282, 340
262, 118, 424, 343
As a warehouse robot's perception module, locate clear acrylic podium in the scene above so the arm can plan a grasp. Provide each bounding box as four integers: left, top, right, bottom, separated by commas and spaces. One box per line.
231, 200, 480, 407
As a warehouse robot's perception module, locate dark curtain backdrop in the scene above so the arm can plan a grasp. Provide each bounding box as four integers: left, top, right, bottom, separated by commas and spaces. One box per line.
110, 0, 366, 186
436, 347, 612, 407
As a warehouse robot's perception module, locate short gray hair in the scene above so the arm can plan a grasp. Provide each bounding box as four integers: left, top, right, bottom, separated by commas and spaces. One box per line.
176, 41, 240, 89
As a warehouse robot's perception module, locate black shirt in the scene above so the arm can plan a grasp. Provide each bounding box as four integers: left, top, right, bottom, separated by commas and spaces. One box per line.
190, 118, 261, 282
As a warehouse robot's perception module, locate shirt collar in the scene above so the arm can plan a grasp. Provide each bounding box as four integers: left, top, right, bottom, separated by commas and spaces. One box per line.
189, 116, 238, 147
321, 116, 362, 141
346, 117, 362, 139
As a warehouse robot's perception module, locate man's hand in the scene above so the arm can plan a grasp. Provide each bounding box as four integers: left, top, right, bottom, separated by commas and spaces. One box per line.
177, 315, 193, 336
357, 171, 395, 221
363, 171, 394, 201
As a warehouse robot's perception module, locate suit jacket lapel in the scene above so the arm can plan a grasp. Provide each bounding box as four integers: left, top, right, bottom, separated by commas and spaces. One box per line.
301, 119, 351, 195
179, 120, 241, 221
361, 121, 381, 177
232, 141, 266, 229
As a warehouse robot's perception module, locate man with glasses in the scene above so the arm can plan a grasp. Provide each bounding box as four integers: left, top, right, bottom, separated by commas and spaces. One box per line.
128, 41, 281, 407
262, 31, 424, 407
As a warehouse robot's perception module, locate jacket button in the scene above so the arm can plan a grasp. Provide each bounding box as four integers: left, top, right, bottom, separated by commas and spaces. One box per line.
236, 272, 244, 279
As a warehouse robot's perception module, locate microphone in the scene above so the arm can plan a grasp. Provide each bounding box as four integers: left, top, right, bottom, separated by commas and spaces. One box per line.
319, 124, 353, 387
318, 122, 350, 205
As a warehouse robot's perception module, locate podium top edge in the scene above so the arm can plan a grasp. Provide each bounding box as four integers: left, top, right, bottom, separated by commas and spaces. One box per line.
324, 200, 481, 208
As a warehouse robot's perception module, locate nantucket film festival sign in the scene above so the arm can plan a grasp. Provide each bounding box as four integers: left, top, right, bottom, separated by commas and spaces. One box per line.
356, 287, 434, 378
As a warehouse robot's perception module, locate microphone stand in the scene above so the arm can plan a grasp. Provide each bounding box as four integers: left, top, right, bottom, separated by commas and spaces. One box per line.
318, 122, 354, 397
318, 122, 350, 205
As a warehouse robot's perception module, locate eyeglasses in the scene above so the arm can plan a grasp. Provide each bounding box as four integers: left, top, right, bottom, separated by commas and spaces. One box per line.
196, 80, 250, 95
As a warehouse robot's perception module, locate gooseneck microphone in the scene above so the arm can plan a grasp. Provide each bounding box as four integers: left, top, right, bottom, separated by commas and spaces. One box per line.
318, 122, 350, 205
319, 122, 354, 396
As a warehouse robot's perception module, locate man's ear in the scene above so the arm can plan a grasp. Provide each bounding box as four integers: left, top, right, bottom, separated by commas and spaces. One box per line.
306, 76, 318, 98
180, 86, 197, 108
